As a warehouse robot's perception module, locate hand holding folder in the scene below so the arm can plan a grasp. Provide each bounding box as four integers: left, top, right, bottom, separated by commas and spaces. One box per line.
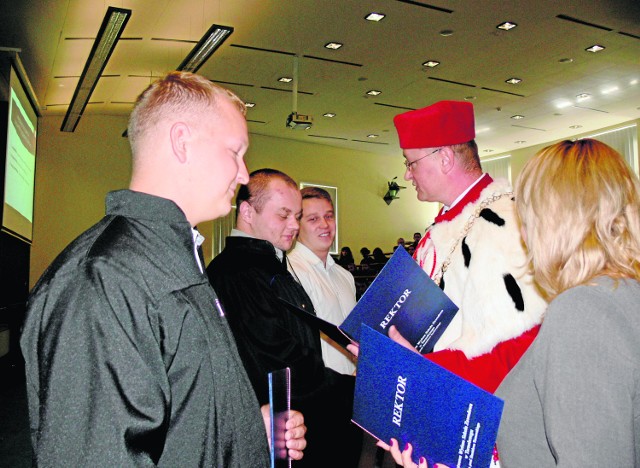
280, 246, 459, 353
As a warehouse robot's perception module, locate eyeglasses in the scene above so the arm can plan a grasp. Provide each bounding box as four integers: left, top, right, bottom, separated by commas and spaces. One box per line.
404, 148, 441, 171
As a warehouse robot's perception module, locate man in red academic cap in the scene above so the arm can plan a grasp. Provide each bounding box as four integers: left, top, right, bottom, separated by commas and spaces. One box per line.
391, 101, 547, 394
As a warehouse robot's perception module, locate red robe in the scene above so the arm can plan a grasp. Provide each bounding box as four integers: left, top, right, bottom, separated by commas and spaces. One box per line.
414, 175, 546, 392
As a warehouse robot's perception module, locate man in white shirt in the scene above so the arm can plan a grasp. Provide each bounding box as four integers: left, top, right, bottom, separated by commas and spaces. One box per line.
287, 187, 357, 375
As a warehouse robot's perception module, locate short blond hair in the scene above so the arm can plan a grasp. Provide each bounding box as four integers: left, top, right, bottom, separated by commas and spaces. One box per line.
127, 71, 246, 155
516, 138, 640, 299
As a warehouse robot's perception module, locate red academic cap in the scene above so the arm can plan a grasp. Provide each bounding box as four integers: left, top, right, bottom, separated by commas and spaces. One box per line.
393, 100, 475, 149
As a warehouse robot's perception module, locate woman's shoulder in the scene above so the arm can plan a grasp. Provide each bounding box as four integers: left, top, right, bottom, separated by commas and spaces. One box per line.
543, 276, 640, 349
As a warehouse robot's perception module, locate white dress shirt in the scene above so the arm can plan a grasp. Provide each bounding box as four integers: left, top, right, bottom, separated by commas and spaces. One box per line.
287, 242, 357, 375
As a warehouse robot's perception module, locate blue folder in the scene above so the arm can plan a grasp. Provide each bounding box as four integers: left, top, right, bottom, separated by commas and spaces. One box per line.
353, 325, 504, 468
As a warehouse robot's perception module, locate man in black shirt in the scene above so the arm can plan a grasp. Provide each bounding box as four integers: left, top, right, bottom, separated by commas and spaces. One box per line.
208, 169, 362, 467
21, 72, 305, 466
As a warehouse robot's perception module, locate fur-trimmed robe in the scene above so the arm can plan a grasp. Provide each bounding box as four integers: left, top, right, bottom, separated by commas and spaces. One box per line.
415, 174, 547, 391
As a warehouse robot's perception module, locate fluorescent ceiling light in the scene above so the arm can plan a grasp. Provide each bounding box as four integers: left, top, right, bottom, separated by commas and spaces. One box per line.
61, 6, 131, 132
601, 86, 619, 95
464, 96, 476, 101
367, 134, 379, 138
244, 102, 255, 108
422, 60, 440, 68
585, 44, 605, 53
366, 89, 381, 96
365, 12, 385, 22
505, 77, 522, 84
511, 115, 524, 120
325, 42, 343, 50
576, 93, 591, 101
497, 21, 517, 31
278, 77, 293, 83
515, 140, 527, 144
323, 113, 336, 118
177, 24, 234, 73
569, 125, 582, 129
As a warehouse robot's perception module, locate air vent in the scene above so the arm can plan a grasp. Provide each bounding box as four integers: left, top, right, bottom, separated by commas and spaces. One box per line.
303, 55, 363, 67
374, 102, 416, 111
395, 0, 453, 14
619, 31, 640, 40
261, 86, 313, 96
481, 87, 525, 97
428, 77, 476, 88
212, 79, 254, 88
572, 105, 609, 113
151, 37, 198, 44
351, 139, 389, 145
230, 44, 296, 56
555, 14, 612, 32
308, 135, 348, 141
511, 124, 546, 132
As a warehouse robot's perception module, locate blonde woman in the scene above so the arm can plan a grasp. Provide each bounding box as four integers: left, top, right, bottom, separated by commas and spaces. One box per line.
384, 138, 640, 467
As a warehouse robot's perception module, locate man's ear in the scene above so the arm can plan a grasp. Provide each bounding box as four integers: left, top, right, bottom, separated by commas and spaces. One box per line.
169, 122, 191, 164
238, 200, 253, 224
439, 146, 455, 174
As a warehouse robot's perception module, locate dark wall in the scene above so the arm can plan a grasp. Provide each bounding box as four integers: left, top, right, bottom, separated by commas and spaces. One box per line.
0, 231, 29, 362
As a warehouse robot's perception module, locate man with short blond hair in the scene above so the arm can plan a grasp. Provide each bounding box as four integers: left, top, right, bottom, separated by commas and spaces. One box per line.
21, 72, 305, 466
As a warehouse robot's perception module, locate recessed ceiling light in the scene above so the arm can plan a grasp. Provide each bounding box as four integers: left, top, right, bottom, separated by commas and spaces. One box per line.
585, 44, 605, 53
515, 140, 527, 144
576, 93, 591, 101
323, 112, 336, 118
367, 134, 379, 138
278, 76, 293, 83
569, 125, 582, 129
497, 21, 517, 31
244, 102, 255, 108
464, 96, 476, 101
365, 12, 385, 22
439, 29, 454, 36
325, 42, 343, 50
511, 115, 525, 120
422, 60, 440, 68
366, 89, 382, 96
559, 57, 574, 63
505, 77, 522, 85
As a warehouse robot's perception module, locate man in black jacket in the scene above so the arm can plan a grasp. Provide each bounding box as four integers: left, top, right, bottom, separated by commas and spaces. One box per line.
207, 168, 361, 467
21, 72, 305, 466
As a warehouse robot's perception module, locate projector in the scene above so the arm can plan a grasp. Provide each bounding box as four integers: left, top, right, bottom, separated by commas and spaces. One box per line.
286, 112, 313, 130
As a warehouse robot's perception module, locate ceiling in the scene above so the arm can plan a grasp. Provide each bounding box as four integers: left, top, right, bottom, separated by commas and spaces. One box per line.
2, 0, 639, 157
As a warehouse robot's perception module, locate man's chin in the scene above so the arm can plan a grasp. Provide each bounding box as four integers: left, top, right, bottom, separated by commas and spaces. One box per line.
211, 203, 232, 220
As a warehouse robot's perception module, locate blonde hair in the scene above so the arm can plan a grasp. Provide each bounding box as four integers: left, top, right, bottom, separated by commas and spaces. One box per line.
127, 71, 246, 155
516, 138, 640, 299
